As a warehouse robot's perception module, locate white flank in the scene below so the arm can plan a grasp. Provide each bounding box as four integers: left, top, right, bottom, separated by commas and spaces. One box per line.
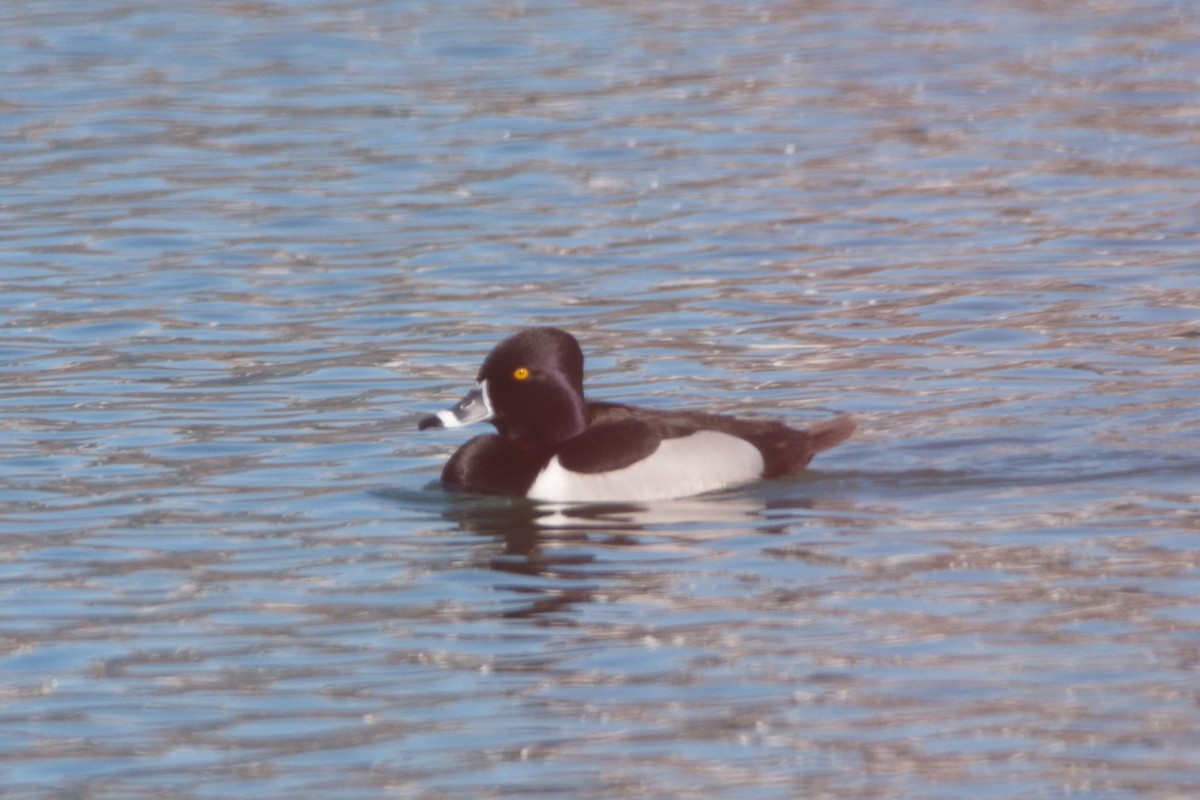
526, 430, 765, 503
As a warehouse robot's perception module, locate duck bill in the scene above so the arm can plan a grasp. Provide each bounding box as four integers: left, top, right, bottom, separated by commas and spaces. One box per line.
418, 380, 493, 430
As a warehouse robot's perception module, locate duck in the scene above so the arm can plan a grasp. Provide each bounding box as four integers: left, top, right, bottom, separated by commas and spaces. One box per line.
418, 327, 855, 503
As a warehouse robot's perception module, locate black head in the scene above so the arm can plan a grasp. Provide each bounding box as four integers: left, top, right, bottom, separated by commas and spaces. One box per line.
418, 328, 589, 444
476, 327, 588, 444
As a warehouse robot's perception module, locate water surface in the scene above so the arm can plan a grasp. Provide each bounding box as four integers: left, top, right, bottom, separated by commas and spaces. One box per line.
2, 1, 1199, 798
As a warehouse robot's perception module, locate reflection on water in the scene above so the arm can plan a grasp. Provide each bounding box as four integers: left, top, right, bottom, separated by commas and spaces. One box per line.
3, 0, 1200, 797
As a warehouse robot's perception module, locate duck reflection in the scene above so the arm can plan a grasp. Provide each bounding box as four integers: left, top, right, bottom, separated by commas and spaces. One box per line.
377, 482, 841, 619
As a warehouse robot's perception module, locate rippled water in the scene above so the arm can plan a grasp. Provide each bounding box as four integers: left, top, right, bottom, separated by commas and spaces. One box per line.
3, 1, 1199, 798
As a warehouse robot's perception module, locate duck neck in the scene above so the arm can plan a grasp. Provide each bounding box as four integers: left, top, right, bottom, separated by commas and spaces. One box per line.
543, 388, 588, 445
497, 380, 587, 446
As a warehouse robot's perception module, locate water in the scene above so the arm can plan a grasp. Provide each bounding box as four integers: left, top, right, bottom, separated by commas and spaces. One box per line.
2, 1, 1199, 797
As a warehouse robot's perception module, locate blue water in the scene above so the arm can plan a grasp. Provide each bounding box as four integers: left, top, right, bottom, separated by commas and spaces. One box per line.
3, 1, 1200, 798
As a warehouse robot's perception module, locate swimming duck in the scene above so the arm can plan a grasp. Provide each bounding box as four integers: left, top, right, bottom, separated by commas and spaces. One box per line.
419, 327, 855, 502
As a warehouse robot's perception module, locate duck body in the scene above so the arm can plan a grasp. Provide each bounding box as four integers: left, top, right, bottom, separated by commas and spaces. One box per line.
419, 328, 855, 503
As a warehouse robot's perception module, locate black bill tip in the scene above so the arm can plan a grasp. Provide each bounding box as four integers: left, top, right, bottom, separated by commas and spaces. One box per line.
418, 414, 444, 431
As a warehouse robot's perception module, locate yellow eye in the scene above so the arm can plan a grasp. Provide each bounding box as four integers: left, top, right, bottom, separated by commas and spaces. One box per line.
513, 366, 530, 381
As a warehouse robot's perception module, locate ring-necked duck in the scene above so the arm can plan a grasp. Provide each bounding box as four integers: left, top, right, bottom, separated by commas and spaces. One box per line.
419, 327, 855, 502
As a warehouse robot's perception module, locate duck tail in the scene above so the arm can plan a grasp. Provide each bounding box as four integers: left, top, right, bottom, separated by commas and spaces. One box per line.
807, 414, 857, 453
760, 414, 857, 478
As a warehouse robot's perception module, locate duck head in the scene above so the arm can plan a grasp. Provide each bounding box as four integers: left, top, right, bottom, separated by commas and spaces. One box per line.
419, 327, 589, 446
